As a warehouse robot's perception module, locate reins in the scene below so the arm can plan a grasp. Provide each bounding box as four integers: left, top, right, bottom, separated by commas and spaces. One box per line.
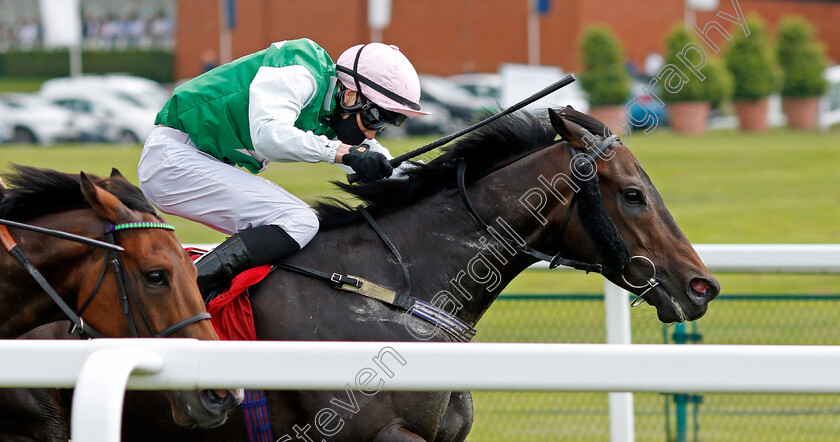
0, 223, 103, 337
457, 132, 659, 305
0, 219, 210, 338
265, 132, 660, 340
456, 135, 621, 275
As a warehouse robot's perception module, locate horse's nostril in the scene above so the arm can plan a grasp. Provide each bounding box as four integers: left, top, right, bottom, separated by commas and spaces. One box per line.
201, 389, 226, 407
691, 278, 708, 294
688, 276, 719, 303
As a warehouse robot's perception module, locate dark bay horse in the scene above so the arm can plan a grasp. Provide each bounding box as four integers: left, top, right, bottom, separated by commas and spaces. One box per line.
0, 166, 239, 431
120, 106, 719, 441
5, 107, 719, 440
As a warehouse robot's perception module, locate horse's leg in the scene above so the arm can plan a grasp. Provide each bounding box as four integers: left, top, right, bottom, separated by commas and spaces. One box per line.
434, 391, 473, 442
0, 388, 70, 442
0, 323, 73, 442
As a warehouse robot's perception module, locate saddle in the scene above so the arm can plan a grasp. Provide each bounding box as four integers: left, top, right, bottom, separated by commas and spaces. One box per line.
187, 248, 268, 341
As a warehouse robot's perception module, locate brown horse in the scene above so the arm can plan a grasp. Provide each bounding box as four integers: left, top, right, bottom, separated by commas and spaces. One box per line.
3, 107, 720, 440
0, 166, 239, 430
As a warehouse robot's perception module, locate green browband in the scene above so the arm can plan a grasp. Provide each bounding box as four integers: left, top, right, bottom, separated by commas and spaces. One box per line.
108, 222, 176, 232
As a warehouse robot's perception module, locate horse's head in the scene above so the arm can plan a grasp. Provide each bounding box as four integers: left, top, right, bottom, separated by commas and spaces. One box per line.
78, 169, 239, 427
77, 169, 213, 339
547, 108, 719, 322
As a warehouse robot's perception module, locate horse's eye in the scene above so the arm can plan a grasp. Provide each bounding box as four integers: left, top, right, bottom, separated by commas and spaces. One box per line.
145, 270, 167, 286
623, 189, 645, 205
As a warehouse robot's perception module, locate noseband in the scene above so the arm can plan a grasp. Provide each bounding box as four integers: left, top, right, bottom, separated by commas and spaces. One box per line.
0, 220, 210, 338
457, 133, 659, 301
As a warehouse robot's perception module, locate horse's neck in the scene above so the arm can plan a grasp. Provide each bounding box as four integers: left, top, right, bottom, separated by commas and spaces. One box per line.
305, 144, 574, 326
0, 211, 103, 337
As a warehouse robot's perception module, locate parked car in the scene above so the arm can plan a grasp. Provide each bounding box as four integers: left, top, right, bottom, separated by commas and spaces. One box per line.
821, 64, 840, 129
0, 93, 80, 144
40, 91, 157, 143
39, 74, 170, 112
419, 75, 499, 127
498, 64, 589, 113
3, 93, 113, 142
626, 78, 668, 130
0, 114, 12, 143
447, 73, 502, 101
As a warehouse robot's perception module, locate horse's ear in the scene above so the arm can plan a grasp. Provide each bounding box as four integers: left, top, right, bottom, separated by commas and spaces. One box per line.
80, 172, 138, 224
548, 108, 584, 149
109, 168, 125, 179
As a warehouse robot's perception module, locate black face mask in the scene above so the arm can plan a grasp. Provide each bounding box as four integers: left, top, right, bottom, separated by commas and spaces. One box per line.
327, 105, 366, 145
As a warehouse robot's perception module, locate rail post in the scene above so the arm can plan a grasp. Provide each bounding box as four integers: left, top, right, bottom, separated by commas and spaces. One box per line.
604, 281, 634, 442
71, 348, 164, 442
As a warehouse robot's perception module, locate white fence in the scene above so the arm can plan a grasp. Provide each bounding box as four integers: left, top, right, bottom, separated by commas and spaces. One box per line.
1, 244, 839, 442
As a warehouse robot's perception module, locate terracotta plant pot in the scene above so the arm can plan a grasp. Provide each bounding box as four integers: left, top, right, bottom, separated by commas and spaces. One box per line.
668, 102, 711, 135
782, 96, 821, 130
733, 98, 770, 133
587, 105, 626, 129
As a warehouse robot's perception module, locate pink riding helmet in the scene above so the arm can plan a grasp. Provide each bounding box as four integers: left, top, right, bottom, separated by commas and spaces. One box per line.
336, 43, 430, 118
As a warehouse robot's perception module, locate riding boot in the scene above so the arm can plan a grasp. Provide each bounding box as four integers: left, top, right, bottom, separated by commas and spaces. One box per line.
197, 225, 301, 302
195, 234, 253, 301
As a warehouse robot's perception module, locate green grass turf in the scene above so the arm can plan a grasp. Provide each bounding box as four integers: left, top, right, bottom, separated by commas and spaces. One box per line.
0, 77, 49, 93
2, 128, 840, 440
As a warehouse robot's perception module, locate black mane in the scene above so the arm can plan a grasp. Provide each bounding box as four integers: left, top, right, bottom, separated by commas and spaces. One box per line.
0, 165, 156, 221
315, 110, 558, 229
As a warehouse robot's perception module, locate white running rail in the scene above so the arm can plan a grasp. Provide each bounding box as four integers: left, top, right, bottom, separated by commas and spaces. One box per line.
1, 244, 838, 442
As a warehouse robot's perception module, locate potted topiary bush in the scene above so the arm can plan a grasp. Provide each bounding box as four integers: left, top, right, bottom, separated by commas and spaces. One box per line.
776, 16, 828, 130
579, 25, 631, 126
703, 57, 734, 117
661, 26, 712, 135
724, 15, 781, 132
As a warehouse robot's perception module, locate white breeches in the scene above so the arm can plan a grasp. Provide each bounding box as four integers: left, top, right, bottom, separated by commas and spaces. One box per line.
138, 126, 319, 248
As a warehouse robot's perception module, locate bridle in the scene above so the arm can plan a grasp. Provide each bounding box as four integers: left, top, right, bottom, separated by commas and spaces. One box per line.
0, 219, 210, 338
456, 133, 660, 302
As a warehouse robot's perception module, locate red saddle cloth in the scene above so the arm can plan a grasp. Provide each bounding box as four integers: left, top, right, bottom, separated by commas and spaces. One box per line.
186, 248, 271, 341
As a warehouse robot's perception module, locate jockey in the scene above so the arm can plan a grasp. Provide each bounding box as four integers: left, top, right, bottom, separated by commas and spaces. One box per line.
138, 39, 429, 299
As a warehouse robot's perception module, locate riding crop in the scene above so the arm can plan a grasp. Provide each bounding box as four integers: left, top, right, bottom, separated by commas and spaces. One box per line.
348, 74, 577, 184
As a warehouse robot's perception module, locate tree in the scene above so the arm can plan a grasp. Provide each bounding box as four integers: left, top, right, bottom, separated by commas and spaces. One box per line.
579, 26, 631, 106
724, 15, 781, 101
661, 26, 707, 103
776, 16, 828, 98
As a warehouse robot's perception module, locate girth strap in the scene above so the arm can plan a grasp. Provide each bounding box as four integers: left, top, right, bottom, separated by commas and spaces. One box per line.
277, 262, 408, 310
275, 262, 475, 341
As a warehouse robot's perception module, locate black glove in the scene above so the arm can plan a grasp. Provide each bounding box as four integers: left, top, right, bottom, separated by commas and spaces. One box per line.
342, 144, 393, 183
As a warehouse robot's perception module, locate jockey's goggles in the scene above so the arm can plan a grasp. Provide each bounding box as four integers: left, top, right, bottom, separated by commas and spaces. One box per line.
338, 89, 408, 132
